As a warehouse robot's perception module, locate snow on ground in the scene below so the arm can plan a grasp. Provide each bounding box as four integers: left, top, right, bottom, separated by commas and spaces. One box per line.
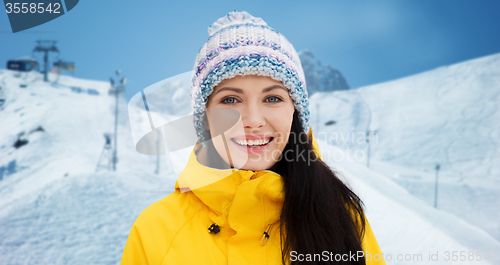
316, 139, 500, 264
0, 70, 174, 264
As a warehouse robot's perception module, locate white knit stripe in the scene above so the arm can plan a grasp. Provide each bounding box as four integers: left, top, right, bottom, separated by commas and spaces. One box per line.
232, 25, 237, 44
198, 26, 288, 62
207, 32, 219, 54
218, 30, 222, 50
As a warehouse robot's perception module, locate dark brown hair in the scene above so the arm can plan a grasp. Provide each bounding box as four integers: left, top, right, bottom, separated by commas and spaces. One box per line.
273, 111, 366, 264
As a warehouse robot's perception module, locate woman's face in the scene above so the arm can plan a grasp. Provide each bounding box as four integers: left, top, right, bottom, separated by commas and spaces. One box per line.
206, 75, 295, 171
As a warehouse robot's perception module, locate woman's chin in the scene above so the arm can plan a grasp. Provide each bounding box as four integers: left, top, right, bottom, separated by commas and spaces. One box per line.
237, 160, 274, 172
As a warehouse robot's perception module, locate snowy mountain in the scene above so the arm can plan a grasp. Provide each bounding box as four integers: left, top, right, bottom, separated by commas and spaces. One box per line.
0, 52, 499, 264
299, 49, 350, 95
132, 76, 191, 117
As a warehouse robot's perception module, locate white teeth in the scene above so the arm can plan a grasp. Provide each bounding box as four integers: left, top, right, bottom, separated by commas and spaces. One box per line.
234, 138, 271, 147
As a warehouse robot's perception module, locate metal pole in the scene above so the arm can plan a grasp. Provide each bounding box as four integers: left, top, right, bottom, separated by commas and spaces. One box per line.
155, 129, 160, 175
112, 83, 119, 171
366, 131, 370, 168
316, 104, 320, 133
43, 53, 48, 82
434, 164, 440, 208
108, 72, 126, 172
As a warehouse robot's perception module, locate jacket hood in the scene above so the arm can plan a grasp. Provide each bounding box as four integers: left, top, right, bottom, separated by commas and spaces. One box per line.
173, 128, 322, 244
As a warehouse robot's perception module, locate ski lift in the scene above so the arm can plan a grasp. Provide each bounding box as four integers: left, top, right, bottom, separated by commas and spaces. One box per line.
32, 40, 60, 82
7, 56, 39, 72
53, 60, 76, 72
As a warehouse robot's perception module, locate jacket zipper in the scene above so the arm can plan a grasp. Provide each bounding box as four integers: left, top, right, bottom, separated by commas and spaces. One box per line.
261, 223, 275, 246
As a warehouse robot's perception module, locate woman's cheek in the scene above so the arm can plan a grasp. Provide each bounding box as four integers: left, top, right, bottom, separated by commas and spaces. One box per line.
267, 107, 294, 132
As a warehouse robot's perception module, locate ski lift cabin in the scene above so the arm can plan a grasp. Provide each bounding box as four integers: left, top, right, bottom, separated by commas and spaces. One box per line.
7, 56, 39, 72
53, 60, 76, 71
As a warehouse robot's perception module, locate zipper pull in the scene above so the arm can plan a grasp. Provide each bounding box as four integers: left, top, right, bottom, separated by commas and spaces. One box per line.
261, 223, 273, 246
208, 223, 221, 234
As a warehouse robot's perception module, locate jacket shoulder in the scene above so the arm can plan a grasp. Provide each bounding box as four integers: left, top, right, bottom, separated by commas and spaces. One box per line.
361, 217, 386, 265
136, 189, 202, 230
120, 190, 202, 265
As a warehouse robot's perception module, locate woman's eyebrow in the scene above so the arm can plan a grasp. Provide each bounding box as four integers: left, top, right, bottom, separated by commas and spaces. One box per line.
262, 85, 287, 93
213, 87, 244, 96
213, 85, 287, 96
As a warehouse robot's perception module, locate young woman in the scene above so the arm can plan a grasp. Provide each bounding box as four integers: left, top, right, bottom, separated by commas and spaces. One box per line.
121, 10, 385, 265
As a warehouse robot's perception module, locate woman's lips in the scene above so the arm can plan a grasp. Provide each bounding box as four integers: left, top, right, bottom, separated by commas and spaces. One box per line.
230, 136, 274, 154
231, 134, 272, 141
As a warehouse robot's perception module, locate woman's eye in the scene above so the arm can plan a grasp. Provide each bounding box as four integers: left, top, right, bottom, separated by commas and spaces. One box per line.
221, 96, 282, 104
221, 97, 238, 104
266, 96, 282, 103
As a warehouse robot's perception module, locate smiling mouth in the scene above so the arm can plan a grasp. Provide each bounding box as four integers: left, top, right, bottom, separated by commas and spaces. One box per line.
231, 137, 274, 147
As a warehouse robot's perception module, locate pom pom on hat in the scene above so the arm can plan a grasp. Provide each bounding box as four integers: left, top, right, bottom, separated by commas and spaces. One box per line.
207, 10, 268, 37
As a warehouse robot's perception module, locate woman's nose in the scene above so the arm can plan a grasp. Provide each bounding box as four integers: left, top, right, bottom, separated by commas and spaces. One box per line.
241, 104, 266, 129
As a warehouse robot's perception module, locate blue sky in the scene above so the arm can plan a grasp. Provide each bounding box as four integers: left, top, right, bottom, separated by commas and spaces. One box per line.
1, 0, 499, 100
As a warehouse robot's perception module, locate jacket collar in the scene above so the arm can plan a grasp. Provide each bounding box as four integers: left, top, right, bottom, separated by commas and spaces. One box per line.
174, 128, 322, 228
174, 145, 284, 218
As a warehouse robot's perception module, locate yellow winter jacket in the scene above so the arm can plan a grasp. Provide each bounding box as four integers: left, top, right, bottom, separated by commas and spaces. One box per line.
121, 129, 386, 265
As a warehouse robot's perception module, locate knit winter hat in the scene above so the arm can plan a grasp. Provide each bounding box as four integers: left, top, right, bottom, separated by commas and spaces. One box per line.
190, 10, 310, 144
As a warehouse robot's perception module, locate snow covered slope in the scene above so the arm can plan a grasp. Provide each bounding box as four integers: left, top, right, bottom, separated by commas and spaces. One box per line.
0, 70, 173, 264
309, 53, 500, 241
317, 140, 500, 265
